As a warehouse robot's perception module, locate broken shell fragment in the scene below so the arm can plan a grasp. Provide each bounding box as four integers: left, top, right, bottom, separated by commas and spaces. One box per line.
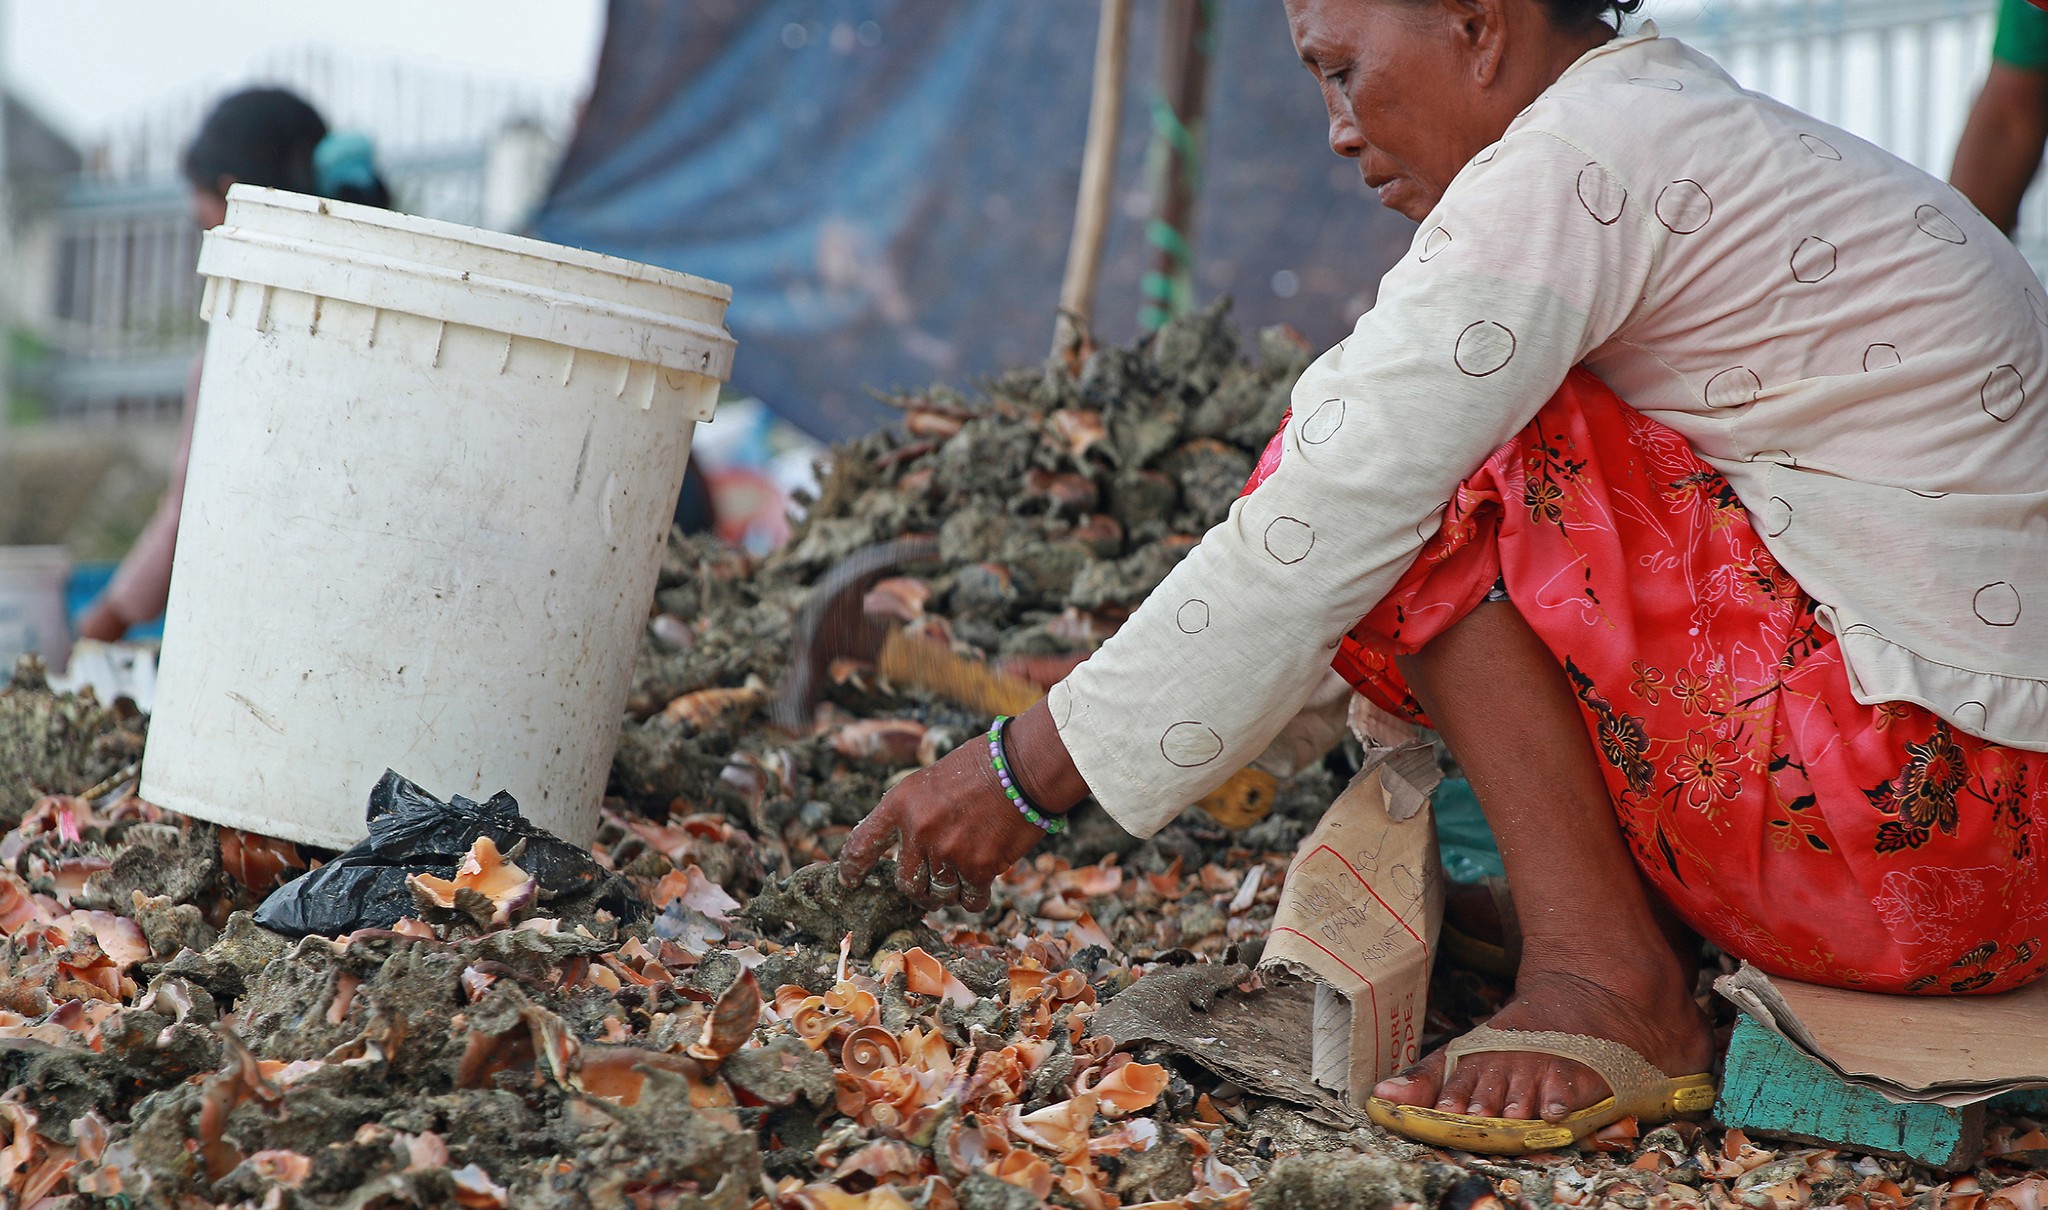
67, 910, 150, 968
1049, 409, 1110, 461
1084, 1059, 1169, 1114
244, 1149, 313, 1188
863, 576, 932, 622
833, 719, 929, 765
991, 1149, 1056, 1199
1010, 1091, 1099, 1157
904, 408, 967, 440
1024, 468, 1099, 513
901, 947, 975, 1007
686, 969, 761, 1067
651, 864, 741, 920
661, 678, 771, 730
219, 827, 307, 892
408, 836, 537, 928
836, 1138, 925, 1182
822, 982, 879, 1024
450, 1162, 511, 1208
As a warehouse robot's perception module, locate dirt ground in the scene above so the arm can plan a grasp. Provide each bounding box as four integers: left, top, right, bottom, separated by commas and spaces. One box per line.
2, 310, 2043, 1208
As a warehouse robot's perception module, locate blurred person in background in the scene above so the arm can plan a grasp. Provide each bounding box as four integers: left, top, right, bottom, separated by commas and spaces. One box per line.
1952, 0, 2048, 233
76, 88, 392, 642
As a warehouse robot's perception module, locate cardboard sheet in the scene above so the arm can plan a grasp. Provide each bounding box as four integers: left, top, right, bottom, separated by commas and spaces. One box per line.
1259, 700, 1441, 1100
1717, 964, 2048, 1107
1087, 963, 1364, 1128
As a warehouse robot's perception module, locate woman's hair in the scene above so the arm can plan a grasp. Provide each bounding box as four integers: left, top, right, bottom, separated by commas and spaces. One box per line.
1538, 0, 1644, 29
183, 88, 392, 209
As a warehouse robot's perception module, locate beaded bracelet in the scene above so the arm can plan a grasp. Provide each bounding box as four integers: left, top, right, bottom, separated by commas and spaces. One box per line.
988, 715, 1068, 836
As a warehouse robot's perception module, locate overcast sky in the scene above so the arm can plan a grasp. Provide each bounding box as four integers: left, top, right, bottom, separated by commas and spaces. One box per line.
6, 2, 1726, 145
5, 0, 607, 141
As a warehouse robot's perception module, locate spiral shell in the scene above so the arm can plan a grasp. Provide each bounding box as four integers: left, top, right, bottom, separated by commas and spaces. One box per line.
821, 982, 878, 1024
1008, 961, 1052, 1006
771, 985, 815, 1019
840, 1025, 902, 1076
790, 1001, 846, 1051
1048, 969, 1094, 1004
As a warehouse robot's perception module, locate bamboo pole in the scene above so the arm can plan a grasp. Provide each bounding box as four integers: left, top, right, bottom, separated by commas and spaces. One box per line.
1052, 0, 1133, 362
1140, 0, 1217, 333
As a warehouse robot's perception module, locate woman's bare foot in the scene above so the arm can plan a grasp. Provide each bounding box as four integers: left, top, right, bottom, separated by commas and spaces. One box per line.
1374, 946, 1714, 1122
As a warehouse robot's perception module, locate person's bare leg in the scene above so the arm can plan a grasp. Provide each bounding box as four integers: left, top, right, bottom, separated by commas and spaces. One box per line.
1375, 601, 1713, 1122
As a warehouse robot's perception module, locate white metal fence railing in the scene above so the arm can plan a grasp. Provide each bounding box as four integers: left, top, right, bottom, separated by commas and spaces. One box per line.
1647, 0, 2048, 269
84, 45, 574, 186
33, 149, 509, 422
23, 46, 576, 424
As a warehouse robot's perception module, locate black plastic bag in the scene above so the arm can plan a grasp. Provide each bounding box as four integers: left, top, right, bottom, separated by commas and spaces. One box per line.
254, 770, 642, 937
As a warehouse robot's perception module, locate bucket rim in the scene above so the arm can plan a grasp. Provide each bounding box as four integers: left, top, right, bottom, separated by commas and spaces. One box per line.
202, 186, 737, 381
221, 185, 733, 304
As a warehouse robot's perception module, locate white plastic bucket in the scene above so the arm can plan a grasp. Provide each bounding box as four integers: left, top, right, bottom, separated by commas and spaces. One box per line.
141, 186, 735, 849
0, 547, 73, 679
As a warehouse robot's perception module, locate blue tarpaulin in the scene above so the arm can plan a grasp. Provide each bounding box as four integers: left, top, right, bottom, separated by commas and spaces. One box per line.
535, 0, 1413, 442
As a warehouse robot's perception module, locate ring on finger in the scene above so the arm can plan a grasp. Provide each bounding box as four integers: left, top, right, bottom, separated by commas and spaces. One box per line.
928, 867, 963, 894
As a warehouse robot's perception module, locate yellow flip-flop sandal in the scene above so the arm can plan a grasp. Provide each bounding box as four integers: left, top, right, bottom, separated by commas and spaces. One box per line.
1367, 1025, 1718, 1155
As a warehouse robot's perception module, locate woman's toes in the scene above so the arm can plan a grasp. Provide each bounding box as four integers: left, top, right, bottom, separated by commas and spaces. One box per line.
1436, 1062, 1481, 1111
1501, 1068, 1541, 1120
1537, 1065, 1581, 1122
1373, 1062, 1439, 1107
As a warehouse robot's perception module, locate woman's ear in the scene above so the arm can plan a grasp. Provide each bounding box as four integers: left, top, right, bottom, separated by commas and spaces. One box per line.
1445, 0, 1511, 86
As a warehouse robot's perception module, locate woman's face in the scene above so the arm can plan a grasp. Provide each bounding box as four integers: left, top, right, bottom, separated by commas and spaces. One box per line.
191, 183, 230, 231
1286, 0, 1555, 221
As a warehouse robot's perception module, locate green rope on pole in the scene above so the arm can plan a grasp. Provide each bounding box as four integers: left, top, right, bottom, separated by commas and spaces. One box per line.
1148, 93, 1202, 173
1141, 107, 1204, 331
1145, 218, 1193, 265
1140, 0, 1216, 334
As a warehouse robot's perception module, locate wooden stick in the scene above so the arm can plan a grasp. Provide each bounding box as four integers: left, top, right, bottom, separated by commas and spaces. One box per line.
1141, 0, 1217, 333
1053, 0, 1134, 361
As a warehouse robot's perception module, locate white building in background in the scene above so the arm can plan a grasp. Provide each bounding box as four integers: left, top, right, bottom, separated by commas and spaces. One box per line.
1649, 0, 2048, 269
25, 46, 578, 424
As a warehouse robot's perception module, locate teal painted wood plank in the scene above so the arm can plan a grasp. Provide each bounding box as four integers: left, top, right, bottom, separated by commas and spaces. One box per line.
1715, 1016, 1985, 1170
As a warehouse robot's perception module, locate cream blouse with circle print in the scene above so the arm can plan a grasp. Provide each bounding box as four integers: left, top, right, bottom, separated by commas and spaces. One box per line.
1052, 27, 2048, 839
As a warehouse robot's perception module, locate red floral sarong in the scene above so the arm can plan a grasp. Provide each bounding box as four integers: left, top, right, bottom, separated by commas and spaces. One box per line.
1249, 369, 2048, 995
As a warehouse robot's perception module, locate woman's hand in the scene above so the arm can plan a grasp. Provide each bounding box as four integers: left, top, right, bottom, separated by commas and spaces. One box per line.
76, 600, 129, 644
838, 700, 1091, 911
836, 739, 1045, 910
